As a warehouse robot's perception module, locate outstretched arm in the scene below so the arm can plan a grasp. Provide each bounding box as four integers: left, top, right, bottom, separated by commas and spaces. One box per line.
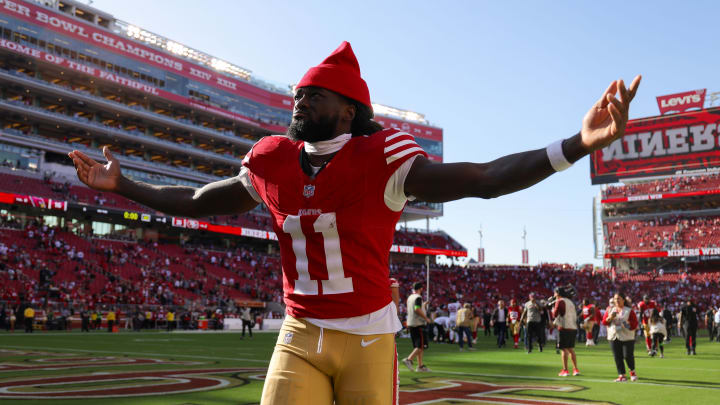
405, 76, 641, 202
68, 147, 258, 218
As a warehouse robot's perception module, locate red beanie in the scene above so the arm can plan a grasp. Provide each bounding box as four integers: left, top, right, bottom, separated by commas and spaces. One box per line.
296, 41, 371, 108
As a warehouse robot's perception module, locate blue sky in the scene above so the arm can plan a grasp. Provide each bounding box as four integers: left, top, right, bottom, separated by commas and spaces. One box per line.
90, 0, 719, 265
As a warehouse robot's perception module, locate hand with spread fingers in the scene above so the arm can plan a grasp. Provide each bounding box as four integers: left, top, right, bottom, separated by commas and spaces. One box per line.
67, 146, 122, 192
581, 75, 642, 152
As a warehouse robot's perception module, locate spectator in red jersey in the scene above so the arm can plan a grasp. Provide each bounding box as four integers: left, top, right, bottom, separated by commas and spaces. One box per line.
637, 294, 658, 354
603, 292, 639, 382
552, 287, 580, 377
581, 298, 597, 346
508, 298, 522, 349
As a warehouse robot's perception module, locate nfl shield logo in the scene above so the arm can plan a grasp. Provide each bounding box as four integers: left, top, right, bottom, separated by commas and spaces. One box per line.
303, 184, 315, 198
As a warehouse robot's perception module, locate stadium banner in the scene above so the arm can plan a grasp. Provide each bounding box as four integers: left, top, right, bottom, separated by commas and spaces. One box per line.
0, 191, 67, 211
2, 0, 294, 111
602, 188, 720, 204
605, 247, 720, 259
589, 107, 720, 184
656, 89, 706, 115
171, 216, 467, 256
374, 116, 443, 141
0, 38, 287, 133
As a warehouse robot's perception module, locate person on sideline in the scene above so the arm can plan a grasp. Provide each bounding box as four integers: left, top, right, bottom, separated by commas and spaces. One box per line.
456, 303, 475, 351
520, 292, 544, 353
402, 282, 432, 372
680, 299, 699, 355
648, 309, 667, 358
552, 287, 580, 377
491, 300, 508, 348
602, 293, 639, 382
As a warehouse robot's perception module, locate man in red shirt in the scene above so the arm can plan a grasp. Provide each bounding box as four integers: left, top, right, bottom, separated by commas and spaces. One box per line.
637, 295, 658, 354
508, 298, 522, 349
69, 41, 639, 404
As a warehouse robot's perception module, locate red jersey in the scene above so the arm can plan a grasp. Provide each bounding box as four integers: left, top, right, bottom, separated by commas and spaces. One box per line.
581, 304, 595, 321
243, 130, 427, 319
637, 300, 658, 324
508, 305, 521, 323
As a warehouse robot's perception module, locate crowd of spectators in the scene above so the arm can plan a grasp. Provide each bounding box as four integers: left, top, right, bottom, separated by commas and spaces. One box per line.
606, 215, 720, 252
2, 212, 720, 334
391, 262, 719, 325
0, 171, 464, 251
603, 173, 720, 199
0, 216, 283, 316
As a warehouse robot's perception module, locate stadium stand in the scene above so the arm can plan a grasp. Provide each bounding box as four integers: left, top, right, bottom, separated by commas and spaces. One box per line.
603, 173, 720, 199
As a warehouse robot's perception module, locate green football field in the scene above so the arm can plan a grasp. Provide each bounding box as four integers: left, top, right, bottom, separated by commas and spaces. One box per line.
1, 329, 719, 404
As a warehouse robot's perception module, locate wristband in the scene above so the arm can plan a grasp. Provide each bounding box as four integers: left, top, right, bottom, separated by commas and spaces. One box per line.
547, 139, 572, 172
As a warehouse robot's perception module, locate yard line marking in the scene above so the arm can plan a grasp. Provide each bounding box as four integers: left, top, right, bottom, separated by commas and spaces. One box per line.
429, 370, 720, 391
1, 346, 271, 364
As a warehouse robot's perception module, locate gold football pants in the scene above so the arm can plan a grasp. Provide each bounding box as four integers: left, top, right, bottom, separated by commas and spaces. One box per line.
261, 315, 398, 405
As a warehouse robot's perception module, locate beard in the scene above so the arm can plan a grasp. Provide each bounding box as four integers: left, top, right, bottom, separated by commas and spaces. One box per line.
287, 113, 339, 143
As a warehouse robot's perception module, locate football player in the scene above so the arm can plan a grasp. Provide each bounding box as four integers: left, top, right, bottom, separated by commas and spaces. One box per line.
637, 294, 658, 354
508, 298, 522, 349
581, 298, 596, 346
68, 41, 640, 404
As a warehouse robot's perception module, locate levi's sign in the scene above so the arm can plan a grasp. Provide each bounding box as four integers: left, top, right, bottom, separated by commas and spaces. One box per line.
657, 89, 706, 115
590, 107, 720, 184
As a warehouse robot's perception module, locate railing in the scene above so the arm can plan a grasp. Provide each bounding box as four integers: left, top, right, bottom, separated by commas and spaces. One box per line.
0, 68, 259, 147
0, 99, 241, 166
0, 127, 222, 186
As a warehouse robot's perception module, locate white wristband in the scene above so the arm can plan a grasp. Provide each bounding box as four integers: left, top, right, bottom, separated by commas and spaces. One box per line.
547, 139, 572, 172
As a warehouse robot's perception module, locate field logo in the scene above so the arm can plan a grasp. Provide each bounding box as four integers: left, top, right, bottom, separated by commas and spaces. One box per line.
400, 377, 614, 405
0, 351, 264, 399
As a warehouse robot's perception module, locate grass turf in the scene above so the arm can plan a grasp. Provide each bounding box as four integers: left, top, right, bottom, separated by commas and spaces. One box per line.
0, 329, 719, 404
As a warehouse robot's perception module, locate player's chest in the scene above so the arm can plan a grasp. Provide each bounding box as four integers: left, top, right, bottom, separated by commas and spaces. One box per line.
265, 156, 375, 215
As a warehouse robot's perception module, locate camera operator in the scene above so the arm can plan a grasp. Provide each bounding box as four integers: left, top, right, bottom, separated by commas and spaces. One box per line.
551, 286, 580, 377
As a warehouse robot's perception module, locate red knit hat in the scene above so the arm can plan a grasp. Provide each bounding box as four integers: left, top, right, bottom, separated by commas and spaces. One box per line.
296, 41, 371, 108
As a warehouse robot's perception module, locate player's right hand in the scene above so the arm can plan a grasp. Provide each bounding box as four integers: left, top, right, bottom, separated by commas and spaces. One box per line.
68, 146, 122, 192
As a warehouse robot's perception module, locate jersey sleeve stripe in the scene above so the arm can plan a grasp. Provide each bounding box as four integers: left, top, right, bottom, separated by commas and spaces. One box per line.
385, 131, 413, 142
386, 146, 425, 164
384, 139, 418, 153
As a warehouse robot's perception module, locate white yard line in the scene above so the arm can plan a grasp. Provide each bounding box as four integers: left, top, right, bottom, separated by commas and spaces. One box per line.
431, 369, 720, 391
1, 345, 271, 364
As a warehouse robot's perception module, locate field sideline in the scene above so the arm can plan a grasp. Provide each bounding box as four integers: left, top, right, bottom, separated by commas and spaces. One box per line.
1, 330, 719, 404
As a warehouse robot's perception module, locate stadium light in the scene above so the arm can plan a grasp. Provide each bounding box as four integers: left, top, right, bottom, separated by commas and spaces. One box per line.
372, 103, 428, 124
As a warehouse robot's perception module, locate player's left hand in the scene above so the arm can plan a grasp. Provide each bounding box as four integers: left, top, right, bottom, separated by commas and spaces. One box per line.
581, 75, 641, 152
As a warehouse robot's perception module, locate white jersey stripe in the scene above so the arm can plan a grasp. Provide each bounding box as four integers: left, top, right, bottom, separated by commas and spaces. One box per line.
386, 147, 424, 164
384, 139, 417, 154
385, 132, 413, 142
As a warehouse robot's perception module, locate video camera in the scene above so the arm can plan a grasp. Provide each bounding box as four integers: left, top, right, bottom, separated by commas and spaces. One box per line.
545, 283, 577, 307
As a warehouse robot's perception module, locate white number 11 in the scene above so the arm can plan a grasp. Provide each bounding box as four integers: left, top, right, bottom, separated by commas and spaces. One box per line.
282, 213, 354, 295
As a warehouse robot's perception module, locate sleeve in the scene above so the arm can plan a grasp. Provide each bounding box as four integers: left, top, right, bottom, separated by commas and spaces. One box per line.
414, 297, 422, 309
238, 144, 263, 203
384, 154, 420, 211
382, 131, 428, 211
552, 300, 565, 318
628, 309, 639, 330
602, 307, 612, 326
